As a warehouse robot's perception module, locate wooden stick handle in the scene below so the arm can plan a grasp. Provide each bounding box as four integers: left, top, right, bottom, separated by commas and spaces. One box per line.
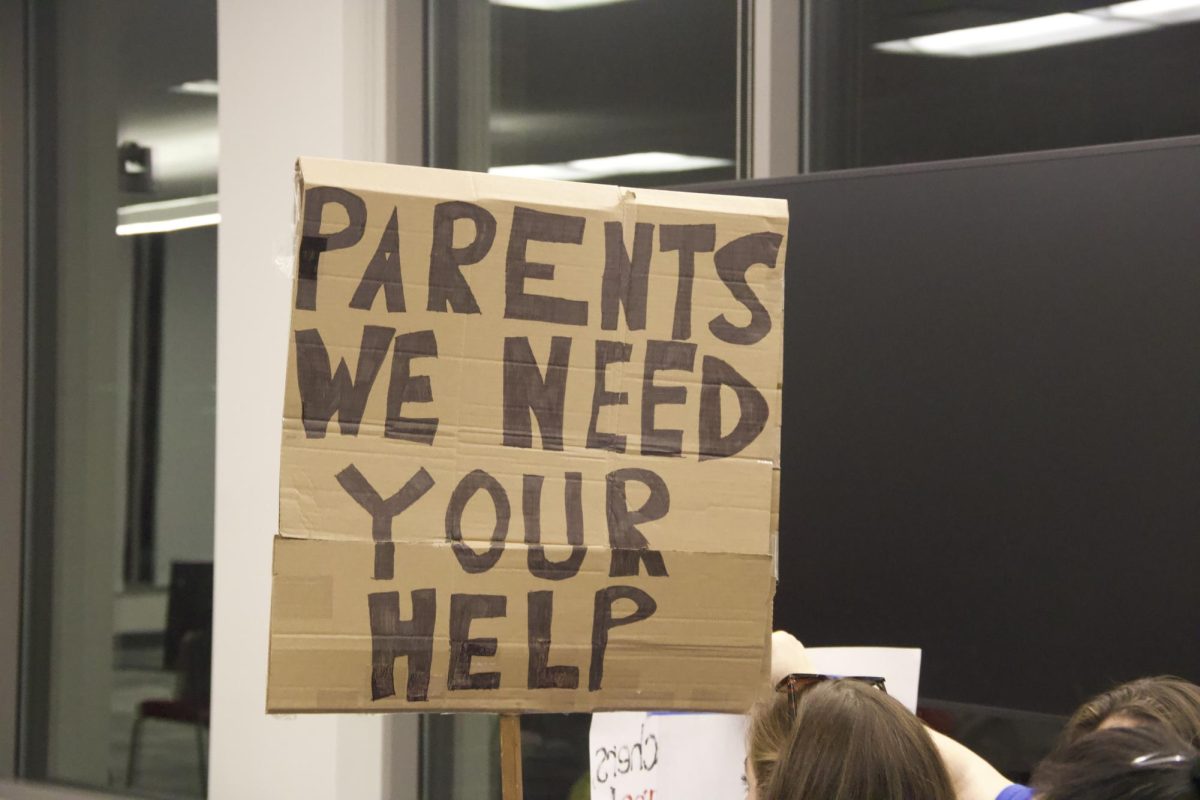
500, 713, 524, 800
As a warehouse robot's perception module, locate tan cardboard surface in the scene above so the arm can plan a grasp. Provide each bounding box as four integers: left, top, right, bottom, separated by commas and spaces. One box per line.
269, 158, 787, 713
269, 537, 774, 713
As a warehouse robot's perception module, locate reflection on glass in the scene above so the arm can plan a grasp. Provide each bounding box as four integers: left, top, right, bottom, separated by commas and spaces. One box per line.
805, 0, 1200, 171
22, 1, 217, 796
430, 0, 744, 186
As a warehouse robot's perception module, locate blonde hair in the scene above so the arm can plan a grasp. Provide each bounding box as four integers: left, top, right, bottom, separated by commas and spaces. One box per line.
747, 686, 795, 792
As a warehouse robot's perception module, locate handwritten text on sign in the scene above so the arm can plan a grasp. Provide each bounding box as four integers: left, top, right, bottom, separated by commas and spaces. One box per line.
267, 159, 786, 713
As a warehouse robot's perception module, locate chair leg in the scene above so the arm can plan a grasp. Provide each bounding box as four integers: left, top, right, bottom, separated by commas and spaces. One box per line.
127, 716, 145, 787
196, 725, 208, 795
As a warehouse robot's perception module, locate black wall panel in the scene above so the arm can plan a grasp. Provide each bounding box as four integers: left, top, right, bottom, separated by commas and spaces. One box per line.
705, 137, 1200, 714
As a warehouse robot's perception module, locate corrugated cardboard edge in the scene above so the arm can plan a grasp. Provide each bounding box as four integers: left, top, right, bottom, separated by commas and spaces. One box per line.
295, 157, 790, 224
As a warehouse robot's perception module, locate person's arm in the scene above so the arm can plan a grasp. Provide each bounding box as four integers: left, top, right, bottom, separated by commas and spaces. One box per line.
927, 727, 1019, 800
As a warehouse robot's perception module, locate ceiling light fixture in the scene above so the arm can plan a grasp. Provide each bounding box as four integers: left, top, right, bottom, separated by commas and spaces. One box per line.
874, 0, 1200, 57
490, 0, 636, 11
116, 213, 220, 237
488, 151, 733, 182
116, 193, 219, 236
1106, 0, 1200, 22
171, 79, 219, 96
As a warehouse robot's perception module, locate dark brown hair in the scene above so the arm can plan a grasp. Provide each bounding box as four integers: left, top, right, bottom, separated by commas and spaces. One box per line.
1034, 724, 1200, 800
760, 679, 955, 800
1059, 677, 1200, 751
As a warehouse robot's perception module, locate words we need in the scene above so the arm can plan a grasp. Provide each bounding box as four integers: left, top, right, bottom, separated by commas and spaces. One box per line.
294, 187, 782, 462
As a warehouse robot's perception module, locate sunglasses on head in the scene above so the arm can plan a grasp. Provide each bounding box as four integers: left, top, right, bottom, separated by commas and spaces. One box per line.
775, 673, 888, 715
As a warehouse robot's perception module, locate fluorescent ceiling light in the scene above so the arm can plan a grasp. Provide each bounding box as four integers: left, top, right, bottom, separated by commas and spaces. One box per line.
116, 213, 220, 236
876, 12, 1148, 56
116, 193, 219, 236
1107, 0, 1200, 22
171, 79, 219, 96
489, 151, 733, 182
874, 0, 1200, 57
491, 0, 635, 10
489, 163, 588, 181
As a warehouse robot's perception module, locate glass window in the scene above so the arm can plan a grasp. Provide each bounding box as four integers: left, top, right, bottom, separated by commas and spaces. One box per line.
429, 0, 747, 186
424, 2, 747, 794
21, 1, 218, 796
804, 0, 1200, 171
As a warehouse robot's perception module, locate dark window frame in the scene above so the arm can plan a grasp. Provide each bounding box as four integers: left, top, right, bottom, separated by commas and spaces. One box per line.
0, 0, 28, 777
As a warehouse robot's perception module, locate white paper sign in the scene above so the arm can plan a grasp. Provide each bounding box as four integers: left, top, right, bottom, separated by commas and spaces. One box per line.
589, 711, 747, 799
589, 646, 923, 798
805, 647, 922, 713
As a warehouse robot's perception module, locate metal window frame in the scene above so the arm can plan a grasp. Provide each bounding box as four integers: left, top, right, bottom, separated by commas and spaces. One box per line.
15, 0, 57, 780
0, 0, 28, 780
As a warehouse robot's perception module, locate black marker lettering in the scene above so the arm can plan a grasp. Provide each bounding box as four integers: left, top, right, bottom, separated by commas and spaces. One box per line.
523, 473, 586, 580
368, 589, 436, 701
294, 325, 392, 438
699, 355, 769, 461
385, 329, 439, 445
589, 586, 657, 691
527, 590, 580, 689
587, 340, 632, 453
644, 731, 658, 769
505, 206, 588, 326
445, 469, 510, 574
349, 207, 406, 312
428, 201, 496, 314
503, 335, 571, 451
448, 593, 507, 690
595, 748, 611, 783
606, 468, 669, 578
336, 464, 435, 580
709, 231, 782, 346
297, 187, 368, 311
659, 223, 715, 340
640, 339, 697, 457
600, 221, 652, 331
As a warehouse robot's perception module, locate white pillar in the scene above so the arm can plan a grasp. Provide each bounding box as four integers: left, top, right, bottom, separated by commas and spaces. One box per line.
212, 1, 421, 797
752, 0, 802, 178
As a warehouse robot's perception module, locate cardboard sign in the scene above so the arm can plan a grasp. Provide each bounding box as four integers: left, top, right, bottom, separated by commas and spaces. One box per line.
267, 158, 787, 713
